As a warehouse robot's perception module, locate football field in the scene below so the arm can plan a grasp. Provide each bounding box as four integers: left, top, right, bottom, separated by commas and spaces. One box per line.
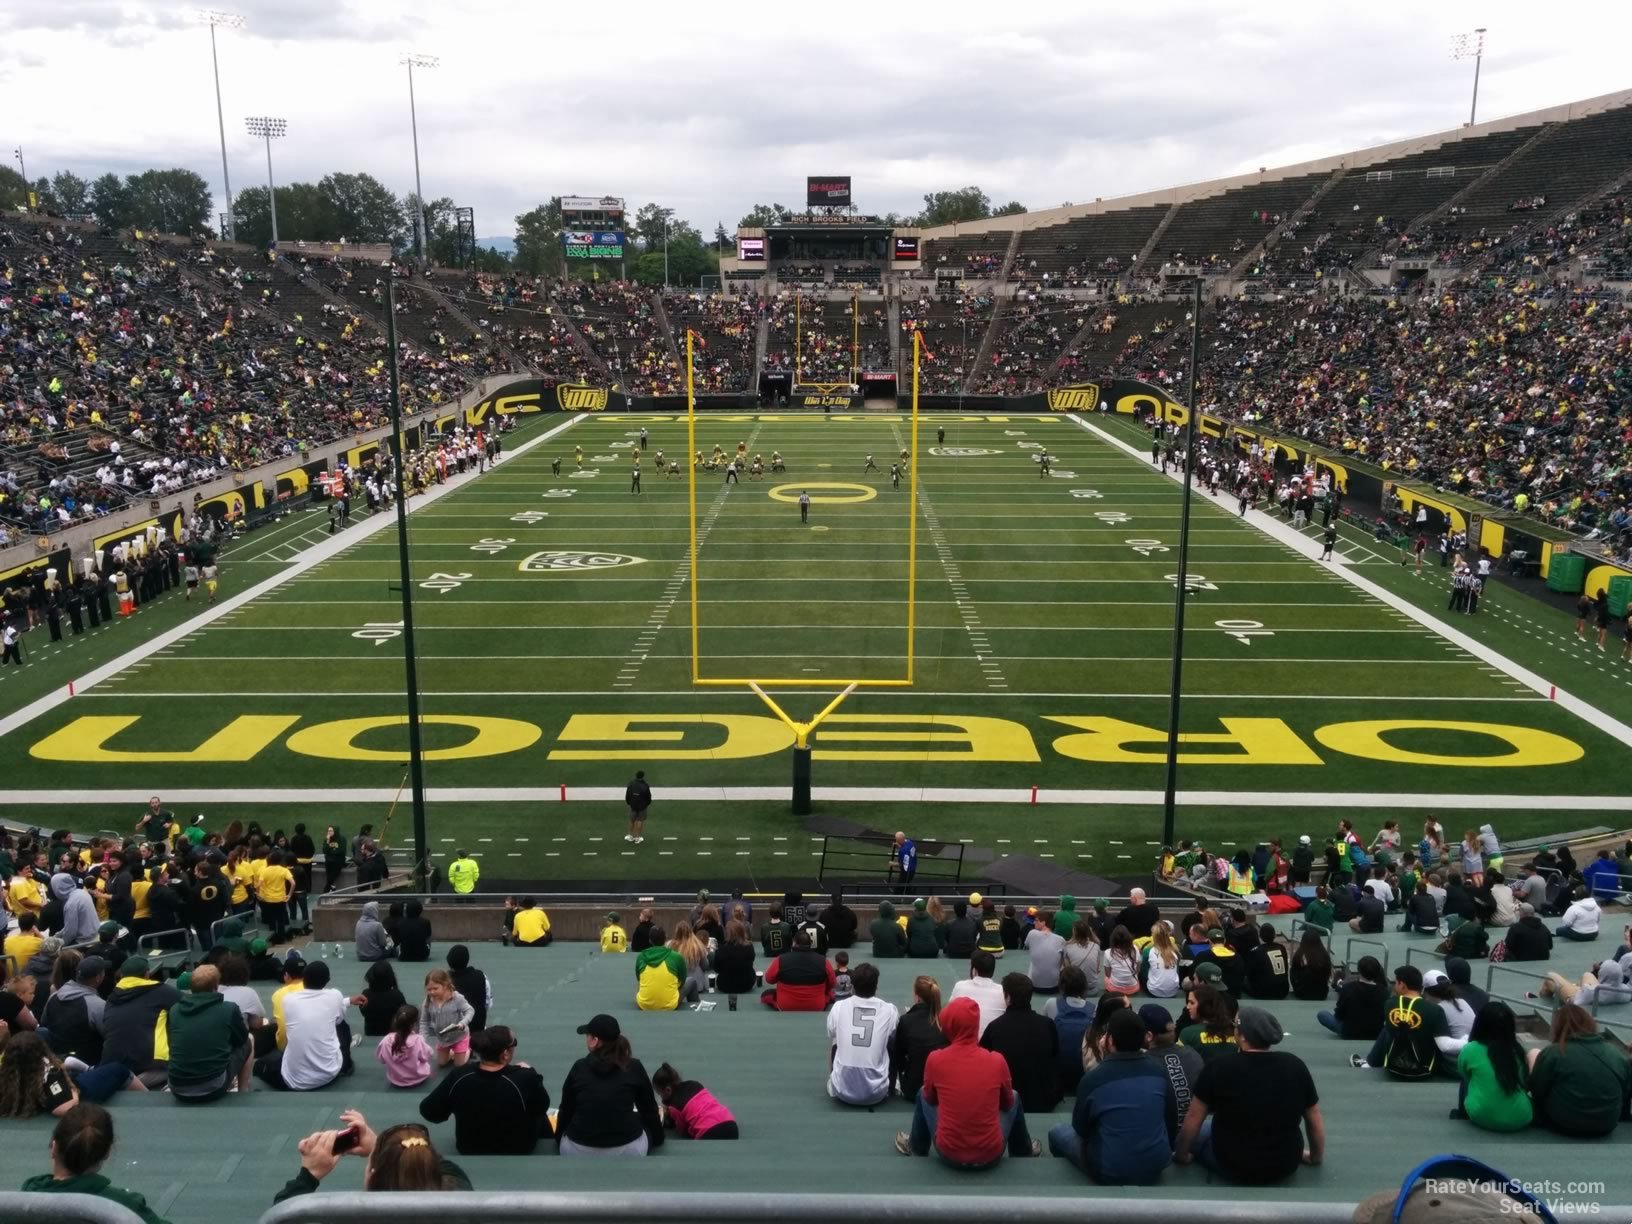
3, 409, 1630, 881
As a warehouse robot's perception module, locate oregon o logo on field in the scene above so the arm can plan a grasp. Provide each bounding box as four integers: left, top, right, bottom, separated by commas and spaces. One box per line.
556, 384, 608, 411
927, 447, 999, 457
768, 482, 877, 504
519, 550, 646, 572
1047, 385, 1101, 412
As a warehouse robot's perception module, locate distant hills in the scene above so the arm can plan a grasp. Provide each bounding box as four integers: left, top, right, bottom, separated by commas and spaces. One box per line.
477, 236, 516, 254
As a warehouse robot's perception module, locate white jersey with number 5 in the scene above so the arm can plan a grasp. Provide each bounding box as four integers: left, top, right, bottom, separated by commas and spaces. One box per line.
826, 995, 899, 1104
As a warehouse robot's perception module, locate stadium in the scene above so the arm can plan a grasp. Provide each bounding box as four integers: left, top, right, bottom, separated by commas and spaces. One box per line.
2, 8, 1631, 1224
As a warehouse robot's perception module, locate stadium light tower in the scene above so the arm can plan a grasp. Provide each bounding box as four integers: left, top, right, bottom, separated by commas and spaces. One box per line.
401, 53, 438, 265
1451, 28, 1488, 126
245, 116, 286, 245
196, 11, 244, 240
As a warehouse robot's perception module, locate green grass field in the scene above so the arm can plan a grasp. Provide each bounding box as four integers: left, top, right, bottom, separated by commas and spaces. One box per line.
3, 409, 1629, 881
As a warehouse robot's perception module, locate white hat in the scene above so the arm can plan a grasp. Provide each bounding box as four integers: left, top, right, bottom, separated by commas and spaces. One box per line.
1298, 835, 1311, 846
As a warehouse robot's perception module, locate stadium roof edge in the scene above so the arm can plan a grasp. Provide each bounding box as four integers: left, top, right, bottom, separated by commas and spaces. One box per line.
922, 85, 1632, 240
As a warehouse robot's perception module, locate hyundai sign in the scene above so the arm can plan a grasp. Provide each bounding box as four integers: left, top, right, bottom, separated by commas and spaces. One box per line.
563, 230, 625, 259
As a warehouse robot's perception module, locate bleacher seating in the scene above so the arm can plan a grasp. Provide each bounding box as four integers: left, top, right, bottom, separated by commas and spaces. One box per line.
557, 282, 680, 395
920, 234, 1007, 279
1147, 174, 1326, 271
973, 294, 1097, 394
662, 292, 762, 391
767, 298, 854, 383
899, 290, 995, 393
1011, 206, 1169, 286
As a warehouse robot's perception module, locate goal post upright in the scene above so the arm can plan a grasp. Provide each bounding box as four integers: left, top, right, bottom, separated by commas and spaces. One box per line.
685, 328, 700, 684
907, 329, 923, 683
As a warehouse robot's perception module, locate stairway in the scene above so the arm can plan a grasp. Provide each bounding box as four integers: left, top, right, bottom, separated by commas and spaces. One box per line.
1128, 203, 1180, 277
1227, 168, 1347, 278
996, 228, 1024, 284
960, 297, 1009, 395
651, 290, 684, 371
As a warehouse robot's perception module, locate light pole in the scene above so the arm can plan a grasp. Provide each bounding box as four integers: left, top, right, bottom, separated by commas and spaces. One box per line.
244, 116, 286, 246
1451, 28, 1488, 127
663, 213, 670, 288
401, 53, 438, 265
196, 11, 243, 239
12, 147, 26, 208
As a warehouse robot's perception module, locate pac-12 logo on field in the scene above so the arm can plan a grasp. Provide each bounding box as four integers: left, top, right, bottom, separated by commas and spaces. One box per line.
1047, 385, 1100, 411
519, 551, 646, 572
556, 385, 608, 411
928, 447, 999, 457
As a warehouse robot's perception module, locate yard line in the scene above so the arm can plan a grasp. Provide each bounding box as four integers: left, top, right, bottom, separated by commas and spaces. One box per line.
82, 689, 1549, 701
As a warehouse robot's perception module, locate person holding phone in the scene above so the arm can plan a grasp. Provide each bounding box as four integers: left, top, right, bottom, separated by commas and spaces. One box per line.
274, 1108, 470, 1201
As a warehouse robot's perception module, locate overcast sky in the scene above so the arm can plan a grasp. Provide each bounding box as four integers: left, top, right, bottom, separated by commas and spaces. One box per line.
5, 0, 1630, 242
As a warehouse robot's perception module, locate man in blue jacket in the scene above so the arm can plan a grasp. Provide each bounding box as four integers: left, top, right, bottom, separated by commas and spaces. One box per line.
1047, 1008, 1175, 1184
1581, 850, 1625, 902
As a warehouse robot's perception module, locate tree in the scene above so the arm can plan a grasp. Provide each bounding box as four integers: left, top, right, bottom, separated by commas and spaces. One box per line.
0, 166, 25, 211
916, 186, 993, 228
993, 200, 1027, 217
628, 232, 717, 287
51, 171, 91, 215
231, 182, 335, 248
29, 178, 61, 214
89, 173, 129, 228
738, 202, 792, 229
631, 203, 674, 253
119, 169, 213, 234
471, 245, 510, 274
513, 198, 564, 278
713, 221, 729, 251
317, 172, 406, 247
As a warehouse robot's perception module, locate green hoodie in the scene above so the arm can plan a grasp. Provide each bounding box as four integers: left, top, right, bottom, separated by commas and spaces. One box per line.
1056, 895, 1080, 934
1529, 1032, 1632, 1137
869, 902, 906, 958
166, 990, 250, 1086
905, 907, 942, 958
20, 1173, 172, 1224
212, 918, 250, 956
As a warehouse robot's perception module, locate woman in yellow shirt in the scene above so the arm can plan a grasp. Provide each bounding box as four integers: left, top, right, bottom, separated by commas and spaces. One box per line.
256, 851, 296, 944
227, 847, 259, 914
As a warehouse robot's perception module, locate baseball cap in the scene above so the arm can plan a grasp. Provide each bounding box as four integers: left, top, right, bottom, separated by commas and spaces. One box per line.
121, 955, 151, 978
1298, 834, 1312, 846
1236, 1007, 1283, 1048
913, 898, 927, 911
250, 938, 269, 955
1137, 1003, 1173, 1035
576, 1014, 621, 1041
76, 956, 107, 982
1207, 927, 1225, 940
1093, 899, 1109, 912
1423, 969, 1449, 988
98, 921, 121, 941
1352, 1156, 1561, 1223
1195, 962, 1224, 984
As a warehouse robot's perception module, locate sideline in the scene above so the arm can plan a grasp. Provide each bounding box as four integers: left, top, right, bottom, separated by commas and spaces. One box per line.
1070, 414, 1632, 750
0, 414, 585, 743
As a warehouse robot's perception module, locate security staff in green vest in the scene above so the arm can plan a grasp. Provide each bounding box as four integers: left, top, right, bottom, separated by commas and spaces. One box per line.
447, 850, 480, 898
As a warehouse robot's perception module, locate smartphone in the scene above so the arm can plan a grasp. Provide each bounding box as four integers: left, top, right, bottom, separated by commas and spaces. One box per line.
332, 1126, 361, 1155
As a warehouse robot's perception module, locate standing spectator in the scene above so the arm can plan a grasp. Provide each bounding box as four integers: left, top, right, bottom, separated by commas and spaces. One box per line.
556, 1014, 663, 1156
420, 1025, 550, 1154
166, 964, 253, 1103
1115, 889, 1160, 939
256, 961, 350, 1092
827, 963, 898, 1106
891, 975, 948, 1103
1175, 1008, 1323, 1183
870, 901, 906, 958
376, 1005, 433, 1088
419, 968, 475, 1068
445, 849, 479, 898
445, 945, 490, 1032
891, 831, 917, 890
100, 956, 180, 1090
20, 1104, 172, 1223
895, 996, 1038, 1162
1527, 1004, 1632, 1137
761, 928, 834, 1011
624, 770, 652, 844
1049, 1008, 1175, 1184
981, 973, 1061, 1114
321, 826, 347, 894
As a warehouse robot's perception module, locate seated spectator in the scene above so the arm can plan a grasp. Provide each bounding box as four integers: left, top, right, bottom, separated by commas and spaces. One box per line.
1423, 969, 1477, 1045
761, 928, 834, 1011
1289, 930, 1333, 1001
351, 959, 407, 1037
818, 891, 858, 948
420, 1025, 550, 1153
247, 938, 284, 982
1556, 885, 1601, 942
981, 973, 1061, 1114
1049, 1007, 1174, 1184
1179, 985, 1237, 1064
354, 901, 396, 962
1141, 1003, 1202, 1126
760, 904, 793, 956
832, 951, 853, 1000
1526, 1003, 1632, 1137
1061, 919, 1103, 990
420, 968, 474, 1067
377, 1004, 433, 1088
5, 913, 44, 969
445, 945, 490, 1033
713, 919, 757, 995
634, 924, 685, 1011
1501, 903, 1554, 961
556, 1014, 663, 1155
1444, 957, 1490, 1014
600, 911, 628, 953
1044, 965, 1095, 1094
396, 900, 432, 961
1453, 1002, 1531, 1131
1302, 884, 1335, 931
41, 957, 108, 1066
275, 1108, 469, 1200
1350, 964, 1458, 1078
1024, 911, 1066, 993
1142, 925, 1183, 998
0, 1032, 81, 1119
1483, 870, 1519, 927
894, 996, 1039, 1163
892, 975, 949, 1102
101, 955, 180, 1089
1438, 911, 1489, 959
904, 898, 941, 958
256, 960, 349, 1092
1399, 878, 1440, 934
975, 895, 1006, 957
166, 964, 252, 1102
651, 1062, 738, 1139
1103, 926, 1142, 996
1190, 928, 1245, 996
948, 950, 1005, 1037
668, 921, 709, 1003
943, 899, 980, 961
827, 963, 898, 1106
1244, 925, 1290, 999
870, 901, 906, 958
1533, 950, 1632, 1007
631, 907, 656, 952
504, 896, 552, 948
1348, 883, 1386, 933
1115, 888, 1160, 939
21, 1104, 172, 1222
1581, 849, 1623, 902
1174, 1008, 1323, 1184
794, 909, 828, 952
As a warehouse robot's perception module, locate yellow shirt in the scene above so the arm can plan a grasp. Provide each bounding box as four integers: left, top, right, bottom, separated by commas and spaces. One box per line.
230, 860, 259, 906
600, 925, 628, 954
272, 979, 301, 1048
131, 878, 153, 921
513, 908, 551, 944
257, 865, 294, 904
8, 877, 42, 915
4, 933, 43, 965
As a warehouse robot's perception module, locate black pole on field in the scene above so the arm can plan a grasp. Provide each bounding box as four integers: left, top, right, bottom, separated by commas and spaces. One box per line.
1160, 278, 1204, 849
385, 274, 430, 886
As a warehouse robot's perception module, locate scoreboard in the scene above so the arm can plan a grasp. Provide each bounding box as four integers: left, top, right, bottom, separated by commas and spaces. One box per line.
561, 195, 625, 259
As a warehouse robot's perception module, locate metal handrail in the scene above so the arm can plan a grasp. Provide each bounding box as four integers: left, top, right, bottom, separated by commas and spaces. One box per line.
0, 1192, 145, 1224
1343, 936, 1390, 972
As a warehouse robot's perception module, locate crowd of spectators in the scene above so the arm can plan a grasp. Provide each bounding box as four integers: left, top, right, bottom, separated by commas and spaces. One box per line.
662, 291, 763, 391
974, 294, 1096, 394
556, 281, 680, 395
899, 291, 995, 393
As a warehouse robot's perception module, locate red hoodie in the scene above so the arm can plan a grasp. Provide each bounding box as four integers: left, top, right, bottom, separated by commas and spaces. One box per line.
920, 996, 1014, 1165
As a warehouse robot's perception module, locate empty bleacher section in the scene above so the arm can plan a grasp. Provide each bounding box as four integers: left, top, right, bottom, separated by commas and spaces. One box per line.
557, 282, 681, 395
973, 294, 1097, 394
1009, 205, 1169, 287
899, 289, 996, 393
920, 233, 1008, 279
1146, 173, 1326, 271
662, 292, 762, 391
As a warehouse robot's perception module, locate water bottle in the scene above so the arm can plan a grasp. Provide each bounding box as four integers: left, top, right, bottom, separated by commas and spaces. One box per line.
332, 942, 344, 960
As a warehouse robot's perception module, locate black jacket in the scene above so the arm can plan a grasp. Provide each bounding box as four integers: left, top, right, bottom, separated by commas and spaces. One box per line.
1405, 892, 1439, 931
1501, 918, 1553, 961
713, 941, 757, 995
555, 1055, 663, 1151
981, 1006, 1062, 1113
890, 1001, 949, 1101
102, 976, 181, 1073
1333, 977, 1388, 1040
943, 914, 979, 960
449, 965, 489, 1032
396, 912, 433, 962
818, 901, 858, 949
419, 1063, 552, 1155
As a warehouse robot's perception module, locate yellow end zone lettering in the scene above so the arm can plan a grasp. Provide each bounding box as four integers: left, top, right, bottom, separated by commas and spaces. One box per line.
1312, 720, 1583, 768
1046, 716, 1322, 765
547, 714, 795, 760
812, 715, 1041, 763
